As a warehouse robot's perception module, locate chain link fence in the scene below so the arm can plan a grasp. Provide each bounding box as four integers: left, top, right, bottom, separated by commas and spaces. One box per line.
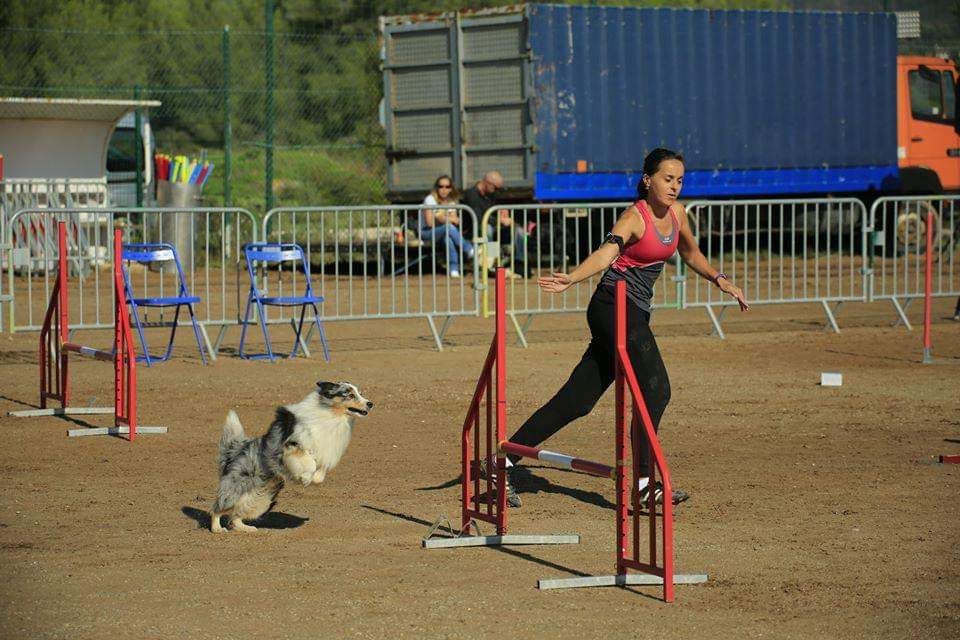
0, 26, 385, 215
2, 4, 956, 218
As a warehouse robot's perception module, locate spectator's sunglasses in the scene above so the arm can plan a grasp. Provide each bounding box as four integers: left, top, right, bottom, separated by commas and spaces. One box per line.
437, 182, 453, 190
483, 178, 502, 192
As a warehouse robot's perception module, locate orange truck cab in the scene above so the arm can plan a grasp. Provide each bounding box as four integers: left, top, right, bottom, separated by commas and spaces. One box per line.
898, 56, 960, 193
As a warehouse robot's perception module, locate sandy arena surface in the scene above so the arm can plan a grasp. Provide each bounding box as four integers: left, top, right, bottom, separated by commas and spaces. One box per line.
1, 298, 958, 639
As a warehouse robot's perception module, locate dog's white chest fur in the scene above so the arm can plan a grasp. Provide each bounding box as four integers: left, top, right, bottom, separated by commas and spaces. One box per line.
288, 394, 354, 481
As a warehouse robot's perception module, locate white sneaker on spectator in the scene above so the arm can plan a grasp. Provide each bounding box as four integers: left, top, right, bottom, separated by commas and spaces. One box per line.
449, 270, 461, 278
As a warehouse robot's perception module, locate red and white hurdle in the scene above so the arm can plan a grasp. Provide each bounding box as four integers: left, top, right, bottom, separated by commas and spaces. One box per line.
499, 441, 615, 479
9, 221, 165, 439
422, 269, 706, 601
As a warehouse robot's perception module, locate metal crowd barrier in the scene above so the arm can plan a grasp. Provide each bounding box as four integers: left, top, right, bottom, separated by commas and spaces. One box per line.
2, 179, 110, 332
5, 197, 956, 348
0, 209, 7, 332
684, 198, 869, 337
479, 201, 683, 345
5, 208, 257, 357
261, 205, 480, 350
868, 195, 959, 329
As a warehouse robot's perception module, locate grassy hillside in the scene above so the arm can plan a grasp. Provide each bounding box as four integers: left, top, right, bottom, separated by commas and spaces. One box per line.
199, 145, 387, 215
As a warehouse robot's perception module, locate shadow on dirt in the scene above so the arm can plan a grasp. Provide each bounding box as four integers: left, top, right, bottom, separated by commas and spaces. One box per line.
181, 506, 309, 530
416, 465, 615, 510
0, 394, 36, 408
361, 503, 592, 578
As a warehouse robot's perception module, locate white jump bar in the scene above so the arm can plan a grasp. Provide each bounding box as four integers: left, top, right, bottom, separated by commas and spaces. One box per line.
68, 426, 168, 437
423, 534, 580, 549
9, 407, 114, 417
539, 572, 709, 590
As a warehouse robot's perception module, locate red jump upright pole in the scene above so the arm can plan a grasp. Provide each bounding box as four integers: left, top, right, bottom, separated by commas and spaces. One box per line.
113, 228, 138, 439
38, 221, 69, 409
459, 268, 508, 534
494, 265, 508, 533
440, 268, 578, 547
10, 221, 160, 440
614, 279, 677, 601
922, 210, 934, 364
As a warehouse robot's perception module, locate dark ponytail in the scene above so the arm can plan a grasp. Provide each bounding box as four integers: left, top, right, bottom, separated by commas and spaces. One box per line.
636, 147, 685, 199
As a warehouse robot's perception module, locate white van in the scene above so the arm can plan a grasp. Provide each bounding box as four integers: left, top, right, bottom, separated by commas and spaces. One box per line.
107, 111, 155, 206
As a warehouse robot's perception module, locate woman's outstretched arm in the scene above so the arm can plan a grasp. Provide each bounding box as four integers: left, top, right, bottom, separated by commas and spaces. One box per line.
675, 203, 749, 310
538, 208, 639, 294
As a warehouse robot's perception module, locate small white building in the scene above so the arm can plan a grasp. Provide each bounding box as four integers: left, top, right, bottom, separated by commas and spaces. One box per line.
0, 97, 159, 276
0, 97, 160, 206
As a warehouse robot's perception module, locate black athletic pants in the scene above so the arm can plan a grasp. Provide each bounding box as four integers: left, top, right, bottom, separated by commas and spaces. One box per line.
507, 289, 671, 472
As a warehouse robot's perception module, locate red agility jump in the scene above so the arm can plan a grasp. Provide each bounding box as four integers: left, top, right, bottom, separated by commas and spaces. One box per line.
9, 221, 165, 439
423, 268, 705, 602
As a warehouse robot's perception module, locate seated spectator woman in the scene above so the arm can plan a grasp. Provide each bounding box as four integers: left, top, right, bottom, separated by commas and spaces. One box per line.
420, 175, 475, 278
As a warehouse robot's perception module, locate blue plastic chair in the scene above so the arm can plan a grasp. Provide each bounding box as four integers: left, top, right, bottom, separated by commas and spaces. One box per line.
239, 242, 330, 362
121, 243, 207, 366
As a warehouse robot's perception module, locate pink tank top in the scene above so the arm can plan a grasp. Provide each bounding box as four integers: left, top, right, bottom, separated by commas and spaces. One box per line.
611, 199, 680, 271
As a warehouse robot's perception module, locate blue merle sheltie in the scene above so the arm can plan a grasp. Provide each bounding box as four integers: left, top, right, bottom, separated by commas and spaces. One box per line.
210, 381, 373, 533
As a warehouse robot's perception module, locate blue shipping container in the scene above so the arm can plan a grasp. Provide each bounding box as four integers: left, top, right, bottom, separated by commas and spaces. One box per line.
380, 5, 899, 201
529, 4, 899, 200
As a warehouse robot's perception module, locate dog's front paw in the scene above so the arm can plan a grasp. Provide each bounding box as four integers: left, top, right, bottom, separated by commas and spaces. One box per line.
230, 519, 258, 533
312, 468, 326, 484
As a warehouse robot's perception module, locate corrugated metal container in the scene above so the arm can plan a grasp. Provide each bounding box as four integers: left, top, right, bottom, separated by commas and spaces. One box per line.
381, 4, 898, 202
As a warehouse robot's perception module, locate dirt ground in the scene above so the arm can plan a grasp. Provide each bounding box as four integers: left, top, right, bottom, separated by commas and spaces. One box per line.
0, 298, 958, 639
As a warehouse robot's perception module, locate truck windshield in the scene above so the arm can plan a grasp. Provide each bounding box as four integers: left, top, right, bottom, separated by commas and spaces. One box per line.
909, 70, 956, 123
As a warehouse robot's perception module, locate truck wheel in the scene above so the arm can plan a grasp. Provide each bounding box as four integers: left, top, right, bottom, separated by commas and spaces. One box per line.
894, 201, 951, 256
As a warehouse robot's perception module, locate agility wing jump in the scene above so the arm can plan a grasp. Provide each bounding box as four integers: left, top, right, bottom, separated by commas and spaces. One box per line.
9, 221, 165, 439
423, 269, 706, 602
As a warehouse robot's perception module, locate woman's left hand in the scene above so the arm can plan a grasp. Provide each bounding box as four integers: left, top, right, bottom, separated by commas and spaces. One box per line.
538, 272, 573, 293
719, 278, 749, 311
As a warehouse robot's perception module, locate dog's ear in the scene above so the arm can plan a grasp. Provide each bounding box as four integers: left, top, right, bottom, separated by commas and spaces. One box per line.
316, 381, 341, 398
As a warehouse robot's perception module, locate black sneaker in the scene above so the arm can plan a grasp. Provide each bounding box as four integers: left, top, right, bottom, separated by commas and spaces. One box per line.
638, 481, 689, 506
477, 460, 522, 508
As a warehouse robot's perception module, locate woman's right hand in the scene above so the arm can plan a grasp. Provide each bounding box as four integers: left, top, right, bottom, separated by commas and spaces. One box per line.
538, 272, 573, 293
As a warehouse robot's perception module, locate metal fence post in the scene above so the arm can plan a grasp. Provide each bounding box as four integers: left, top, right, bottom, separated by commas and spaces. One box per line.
222, 25, 233, 208
134, 85, 144, 208
264, 0, 276, 216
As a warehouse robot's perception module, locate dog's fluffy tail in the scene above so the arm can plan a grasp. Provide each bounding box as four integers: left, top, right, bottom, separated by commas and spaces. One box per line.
218, 410, 245, 467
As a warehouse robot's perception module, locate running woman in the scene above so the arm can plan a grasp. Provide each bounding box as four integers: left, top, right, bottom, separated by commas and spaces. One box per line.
501, 148, 749, 507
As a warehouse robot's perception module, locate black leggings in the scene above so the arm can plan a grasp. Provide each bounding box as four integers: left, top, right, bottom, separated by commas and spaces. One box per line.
507, 290, 671, 472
